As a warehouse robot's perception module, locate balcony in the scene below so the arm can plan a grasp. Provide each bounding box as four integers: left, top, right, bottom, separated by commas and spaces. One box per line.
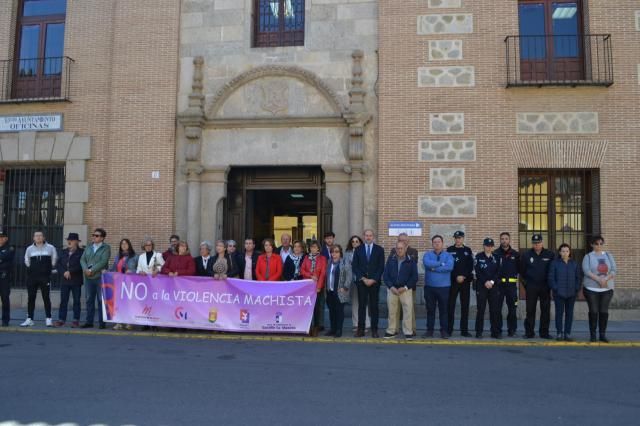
505, 34, 613, 88
0, 56, 74, 103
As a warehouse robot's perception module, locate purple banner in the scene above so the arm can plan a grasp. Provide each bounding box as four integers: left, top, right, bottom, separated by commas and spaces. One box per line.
101, 273, 317, 334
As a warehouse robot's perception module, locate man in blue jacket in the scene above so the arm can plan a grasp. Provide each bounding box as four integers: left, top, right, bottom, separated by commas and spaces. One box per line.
352, 229, 385, 338
423, 235, 454, 339
383, 240, 418, 340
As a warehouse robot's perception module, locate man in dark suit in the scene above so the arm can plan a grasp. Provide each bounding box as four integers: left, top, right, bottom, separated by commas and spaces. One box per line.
320, 231, 335, 260
352, 229, 385, 338
194, 241, 214, 277
236, 238, 260, 280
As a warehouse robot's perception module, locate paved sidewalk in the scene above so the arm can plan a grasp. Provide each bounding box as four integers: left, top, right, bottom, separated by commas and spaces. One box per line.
3, 307, 640, 347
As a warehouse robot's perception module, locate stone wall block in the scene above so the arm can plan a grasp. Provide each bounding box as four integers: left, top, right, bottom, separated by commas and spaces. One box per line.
428, 0, 462, 8
67, 136, 91, 160
0, 137, 19, 161
66, 159, 86, 181
429, 40, 463, 61
419, 196, 477, 217
65, 182, 89, 203
417, 14, 473, 35
430, 168, 465, 189
418, 66, 475, 87
419, 140, 475, 162
51, 132, 75, 160
429, 112, 464, 134
18, 131, 36, 161
516, 112, 599, 134
34, 136, 55, 161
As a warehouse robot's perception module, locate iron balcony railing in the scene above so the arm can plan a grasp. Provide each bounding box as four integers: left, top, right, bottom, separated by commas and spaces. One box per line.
0, 56, 74, 103
505, 34, 613, 87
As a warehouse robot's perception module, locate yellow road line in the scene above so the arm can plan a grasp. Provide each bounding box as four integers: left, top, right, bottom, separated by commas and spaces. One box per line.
2, 327, 640, 348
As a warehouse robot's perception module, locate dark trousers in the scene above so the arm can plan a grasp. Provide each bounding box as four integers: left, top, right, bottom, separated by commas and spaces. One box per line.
85, 279, 103, 325
326, 290, 345, 333
0, 276, 10, 324
357, 282, 379, 331
312, 290, 325, 328
27, 278, 52, 319
554, 295, 576, 335
498, 283, 518, 334
475, 286, 502, 336
524, 285, 550, 337
583, 288, 614, 314
447, 279, 470, 333
59, 285, 82, 322
424, 286, 449, 332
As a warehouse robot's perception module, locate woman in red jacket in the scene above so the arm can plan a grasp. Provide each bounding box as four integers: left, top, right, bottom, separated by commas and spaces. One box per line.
301, 240, 327, 336
255, 238, 283, 281
161, 241, 196, 276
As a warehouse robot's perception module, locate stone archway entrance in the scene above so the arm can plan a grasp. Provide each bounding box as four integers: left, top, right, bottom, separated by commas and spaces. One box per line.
224, 166, 332, 245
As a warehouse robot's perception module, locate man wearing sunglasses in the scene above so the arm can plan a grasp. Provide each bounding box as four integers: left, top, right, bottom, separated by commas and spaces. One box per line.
80, 228, 111, 329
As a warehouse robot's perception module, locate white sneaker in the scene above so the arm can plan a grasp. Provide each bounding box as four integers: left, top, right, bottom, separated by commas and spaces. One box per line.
20, 318, 34, 327
45, 318, 53, 327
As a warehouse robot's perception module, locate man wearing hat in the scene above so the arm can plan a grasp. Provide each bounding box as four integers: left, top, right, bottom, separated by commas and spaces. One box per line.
473, 238, 502, 338
0, 230, 15, 327
55, 233, 84, 327
447, 230, 474, 337
521, 234, 555, 339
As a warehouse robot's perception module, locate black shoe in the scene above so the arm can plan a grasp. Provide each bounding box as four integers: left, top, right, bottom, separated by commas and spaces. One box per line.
523, 334, 534, 339
461, 331, 472, 338
383, 332, 397, 339
98, 323, 106, 330
508, 331, 516, 337
1, 322, 8, 327
318, 326, 325, 332
540, 334, 552, 340
423, 330, 434, 338
556, 334, 564, 341
334, 331, 342, 338
354, 329, 365, 337
404, 334, 414, 341
564, 335, 574, 342
371, 330, 379, 338
80, 323, 94, 329
590, 334, 597, 343
440, 331, 449, 339
491, 334, 502, 339
599, 335, 610, 343
475, 332, 483, 339
324, 330, 336, 337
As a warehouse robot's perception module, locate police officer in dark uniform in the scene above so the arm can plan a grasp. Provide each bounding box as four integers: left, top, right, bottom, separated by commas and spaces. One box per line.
0, 230, 16, 327
447, 230, 474, 337
474, 238, 502, 338
521, 234, 555, 339
493, 232, 521, 337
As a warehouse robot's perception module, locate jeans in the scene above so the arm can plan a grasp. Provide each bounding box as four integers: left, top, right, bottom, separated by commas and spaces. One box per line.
554, 295, 576, 335
85, 279, 103, 325
59, 285, 82, 322
27, 278, 52, 319
0, 275, 10, 324
424, 286, 449, 332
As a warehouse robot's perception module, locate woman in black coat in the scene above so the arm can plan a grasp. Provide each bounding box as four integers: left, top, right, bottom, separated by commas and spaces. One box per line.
283, 240, 307, 281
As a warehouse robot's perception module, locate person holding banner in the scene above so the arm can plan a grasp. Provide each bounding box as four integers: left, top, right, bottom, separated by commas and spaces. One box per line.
283, 240, 306, 281
256, 238, 283, 281
161, 241, 196, 276
211, 240, 237, 280
238, 238, 260, 280
195, 241, 214, 277
137, 238, 165, 276
110, 239, 137, 330
301, 241, 327, 336
325, 244, 351, 338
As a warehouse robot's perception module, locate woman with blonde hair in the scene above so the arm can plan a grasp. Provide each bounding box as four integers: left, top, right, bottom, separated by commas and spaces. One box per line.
137, 238, 164, 276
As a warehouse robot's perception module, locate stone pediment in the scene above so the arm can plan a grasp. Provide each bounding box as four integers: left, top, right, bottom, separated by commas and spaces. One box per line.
205, 65, 345, 120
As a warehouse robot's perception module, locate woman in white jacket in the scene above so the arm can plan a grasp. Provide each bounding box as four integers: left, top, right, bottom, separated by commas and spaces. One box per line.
137, 238, 165, 276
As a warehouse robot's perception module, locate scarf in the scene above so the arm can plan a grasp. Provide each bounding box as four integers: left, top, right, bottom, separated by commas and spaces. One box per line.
289, 254, 302, 278
308, 253, 319, 273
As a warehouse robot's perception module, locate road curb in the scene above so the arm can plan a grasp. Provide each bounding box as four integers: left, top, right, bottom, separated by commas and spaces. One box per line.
2, 327, 640, 348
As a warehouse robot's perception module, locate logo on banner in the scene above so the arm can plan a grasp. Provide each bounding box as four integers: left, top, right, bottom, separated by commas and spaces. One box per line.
142, 306, 153, 316
208, 308, 218, 323
135, 305, 160, 322
275, 312, 283, 324
175, 307, 188, 320
240, 309, 250, 324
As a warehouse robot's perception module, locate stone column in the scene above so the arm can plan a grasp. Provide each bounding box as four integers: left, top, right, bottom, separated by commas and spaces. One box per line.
322, 166, 351, 239
200, 167, 229, 243
348, 164, 365, 235
183, 163, 204, 251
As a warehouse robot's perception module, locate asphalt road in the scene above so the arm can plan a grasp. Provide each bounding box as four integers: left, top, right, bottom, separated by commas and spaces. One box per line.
1, 331, 639, 426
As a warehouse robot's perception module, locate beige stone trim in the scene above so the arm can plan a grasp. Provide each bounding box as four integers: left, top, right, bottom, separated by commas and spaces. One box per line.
0, 131, 91, 244
206, 116, 346, 129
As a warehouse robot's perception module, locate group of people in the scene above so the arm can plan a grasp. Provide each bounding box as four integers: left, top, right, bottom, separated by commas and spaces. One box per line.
0, 227, 618, 343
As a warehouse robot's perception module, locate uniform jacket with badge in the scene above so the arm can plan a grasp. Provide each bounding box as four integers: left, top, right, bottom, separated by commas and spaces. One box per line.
58, 247, 84, 286
0, 242, 15, 278
494, 246, 521, 282
474, 252, 500, 290
447, 245, 474, 281
521, 248, 555, 288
